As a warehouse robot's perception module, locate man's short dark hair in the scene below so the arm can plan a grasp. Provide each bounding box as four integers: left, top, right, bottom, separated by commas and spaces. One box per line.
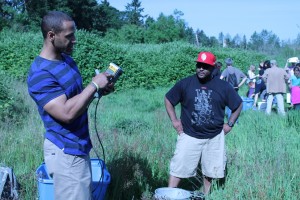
259, 69, 264, 76
263, 60, 271, 70
41, 11, 73, 39
215, 61, 222, 69
225, 58, 233, 65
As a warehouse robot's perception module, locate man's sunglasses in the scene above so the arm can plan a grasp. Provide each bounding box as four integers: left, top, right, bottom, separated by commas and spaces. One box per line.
196, 63, 211, 70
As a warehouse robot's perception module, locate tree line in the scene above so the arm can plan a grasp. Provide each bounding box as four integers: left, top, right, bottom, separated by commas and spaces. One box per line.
1, 0, 300, 56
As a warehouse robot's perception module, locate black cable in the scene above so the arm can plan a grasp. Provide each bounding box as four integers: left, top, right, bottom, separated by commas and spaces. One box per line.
94, 97, 106, 163
91, 97, 106, 200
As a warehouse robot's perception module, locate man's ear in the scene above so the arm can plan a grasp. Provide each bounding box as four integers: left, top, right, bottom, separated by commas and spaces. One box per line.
48, 31, 55, 42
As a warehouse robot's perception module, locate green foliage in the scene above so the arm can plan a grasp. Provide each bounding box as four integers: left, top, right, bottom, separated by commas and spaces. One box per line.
0, 71, 29, 125
1, 0, 123, 32
285, 110, 300, 128
0, 0, 25, 31
209, 48, 267, 73
0, 30, 268, 91
105, 24, 145, 43
2, 0, 299, 56
67, 0, 98, 31
104, 11, 192, 44
248, 30, 281, 55
0, 72, 13, 119
196, 30, 211, 47
92, 1, 123, 34
144, 13, 186, 43
0, 31, 40, 80
124, 0, 145, 26
24, 0, 73, 28
23, 0, 104, 31
2, 84, 299, 199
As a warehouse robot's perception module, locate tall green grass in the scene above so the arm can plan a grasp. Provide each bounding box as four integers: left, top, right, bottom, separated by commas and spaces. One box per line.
0, 81, 299, 199
0, 78, 44, 199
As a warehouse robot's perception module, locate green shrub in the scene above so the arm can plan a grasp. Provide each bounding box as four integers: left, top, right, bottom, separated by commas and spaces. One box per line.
0, 71, 29, 125
0, 31, 40, 81
0, 29, 268, 122
0, 29, 267, 90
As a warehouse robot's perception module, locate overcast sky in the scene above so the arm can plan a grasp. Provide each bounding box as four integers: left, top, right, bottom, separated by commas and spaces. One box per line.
107, 0, 300, 41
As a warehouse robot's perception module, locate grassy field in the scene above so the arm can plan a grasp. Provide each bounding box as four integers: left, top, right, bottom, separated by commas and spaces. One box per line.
0, 80, 299, 200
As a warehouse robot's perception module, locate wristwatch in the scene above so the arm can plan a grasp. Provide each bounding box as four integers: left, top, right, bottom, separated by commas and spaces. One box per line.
227, 121, 234, 127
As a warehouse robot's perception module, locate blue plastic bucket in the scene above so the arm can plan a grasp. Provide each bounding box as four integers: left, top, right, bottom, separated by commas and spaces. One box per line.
36, 158, 110, 200
241, 96, 254, 111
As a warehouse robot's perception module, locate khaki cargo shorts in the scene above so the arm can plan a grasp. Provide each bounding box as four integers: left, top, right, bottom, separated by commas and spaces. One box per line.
169, 131, 226, 179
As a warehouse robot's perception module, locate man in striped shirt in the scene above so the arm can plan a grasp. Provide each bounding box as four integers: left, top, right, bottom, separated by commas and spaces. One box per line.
27, 11, 113, 200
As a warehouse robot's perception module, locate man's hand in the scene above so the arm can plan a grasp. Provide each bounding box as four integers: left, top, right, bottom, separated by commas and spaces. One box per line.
92, 72, 115, 96
223, 123, 232, 135
101, 82, 115, 96
172, 119, 183, 135
92, 72, 113, 89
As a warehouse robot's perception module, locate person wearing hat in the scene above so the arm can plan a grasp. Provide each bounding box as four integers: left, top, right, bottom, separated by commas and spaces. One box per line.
164, 52, 243, 195
284, 57, 299, 77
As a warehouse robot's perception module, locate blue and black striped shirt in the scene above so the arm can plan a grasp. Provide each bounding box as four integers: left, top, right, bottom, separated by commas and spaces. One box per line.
27, 54, 92, 155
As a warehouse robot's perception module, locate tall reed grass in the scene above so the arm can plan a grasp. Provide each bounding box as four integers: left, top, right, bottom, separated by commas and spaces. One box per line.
0, 81, 299, 200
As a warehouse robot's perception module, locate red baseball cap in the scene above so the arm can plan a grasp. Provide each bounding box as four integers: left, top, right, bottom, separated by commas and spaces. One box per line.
195, 52, 216, 67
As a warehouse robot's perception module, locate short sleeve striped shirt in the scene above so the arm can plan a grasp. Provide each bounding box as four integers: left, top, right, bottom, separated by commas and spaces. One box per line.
27, 54, 92, 156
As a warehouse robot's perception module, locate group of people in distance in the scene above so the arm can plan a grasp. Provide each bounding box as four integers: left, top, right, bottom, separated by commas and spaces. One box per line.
27, 10, 299, 200
244, 57, 300, 114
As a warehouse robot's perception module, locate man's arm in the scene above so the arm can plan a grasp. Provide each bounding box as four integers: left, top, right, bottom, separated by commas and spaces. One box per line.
284, 71, 290, 83
164, 96, 183, 135
219, 69, 227, 80
223, 102, 242, 134
238, 77, 247, 88
262, 73, 267, 83
284, 59, 289, 71
44, 73, 111, 124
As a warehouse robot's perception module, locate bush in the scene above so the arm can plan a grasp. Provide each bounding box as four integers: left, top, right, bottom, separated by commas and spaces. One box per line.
0, 71, 29, 125
0, 29, 267, 90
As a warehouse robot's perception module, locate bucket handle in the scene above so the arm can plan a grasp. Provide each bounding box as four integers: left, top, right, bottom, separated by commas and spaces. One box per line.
190, 191, 205, 200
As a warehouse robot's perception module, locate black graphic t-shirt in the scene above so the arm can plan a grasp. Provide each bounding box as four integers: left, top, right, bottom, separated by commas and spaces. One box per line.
166, 74, 242, 139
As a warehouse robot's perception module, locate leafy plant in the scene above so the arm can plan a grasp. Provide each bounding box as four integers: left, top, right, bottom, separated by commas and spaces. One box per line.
0, 71, 29, 125
0, 30, 268, 91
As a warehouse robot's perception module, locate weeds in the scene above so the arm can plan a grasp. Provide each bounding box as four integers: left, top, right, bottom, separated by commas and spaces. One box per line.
0, 83, 299, 199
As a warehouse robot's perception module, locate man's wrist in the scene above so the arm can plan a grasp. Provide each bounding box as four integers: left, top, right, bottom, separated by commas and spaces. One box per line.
227, 121, 234, 127
91, 81, 99, 92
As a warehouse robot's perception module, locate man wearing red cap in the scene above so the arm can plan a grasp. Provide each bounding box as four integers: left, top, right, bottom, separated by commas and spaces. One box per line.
165, 52, 243, 195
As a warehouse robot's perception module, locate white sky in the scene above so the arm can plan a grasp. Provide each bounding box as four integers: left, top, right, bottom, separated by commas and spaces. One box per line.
107, 0, 300, 41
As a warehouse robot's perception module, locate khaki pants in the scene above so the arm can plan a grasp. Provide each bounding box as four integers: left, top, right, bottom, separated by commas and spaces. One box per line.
266, 93, 285, 116
44, 139, 92, 200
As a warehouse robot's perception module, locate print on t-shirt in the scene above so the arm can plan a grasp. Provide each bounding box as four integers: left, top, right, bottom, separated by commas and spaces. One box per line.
192, 89, 214, 126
